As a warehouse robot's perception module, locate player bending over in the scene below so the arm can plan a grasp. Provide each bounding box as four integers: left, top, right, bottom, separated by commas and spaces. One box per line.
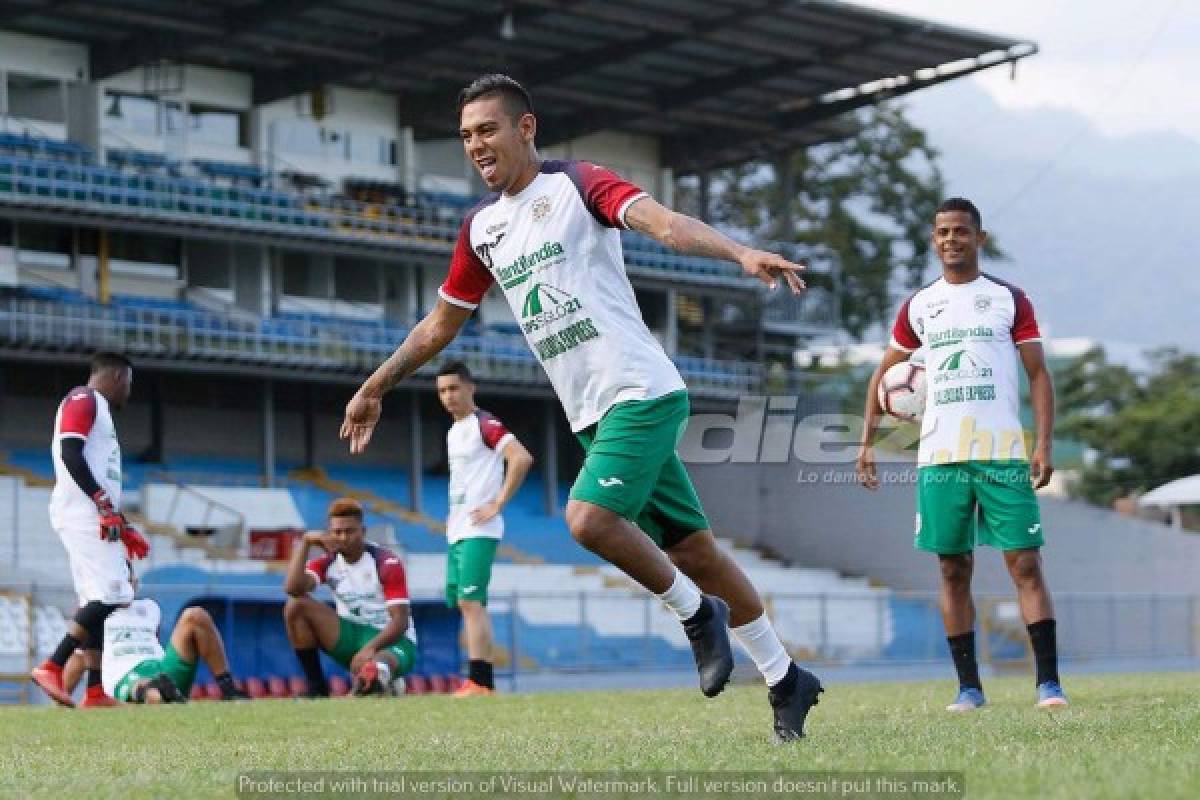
342, 74, 822, 740
283, 498, 419, 697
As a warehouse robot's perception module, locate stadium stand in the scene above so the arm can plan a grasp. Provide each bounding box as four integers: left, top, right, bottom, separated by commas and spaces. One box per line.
0, 2, 1039, 700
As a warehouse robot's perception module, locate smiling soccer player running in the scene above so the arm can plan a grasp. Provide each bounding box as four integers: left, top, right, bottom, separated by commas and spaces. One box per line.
341, 74, 822, 741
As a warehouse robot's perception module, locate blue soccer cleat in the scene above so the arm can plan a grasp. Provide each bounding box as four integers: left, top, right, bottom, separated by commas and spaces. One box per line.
1036, 680, 1069, 708
945, 686, 987, 712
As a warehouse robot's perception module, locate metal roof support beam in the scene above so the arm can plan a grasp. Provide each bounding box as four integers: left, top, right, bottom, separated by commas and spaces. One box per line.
251, 2, 576, 105
90, 0, 331, 80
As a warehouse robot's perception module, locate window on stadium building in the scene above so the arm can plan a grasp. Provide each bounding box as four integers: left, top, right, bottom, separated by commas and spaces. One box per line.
17, 222, 71, 263
346, 132, 397, 166
104, 91, 182, 138
5, 74, 66, 125
185, 241, 233, 290
188, 104, 248, 148
333, 257, 380, 303
280, 250, 329, 297
272, 120, 325, 158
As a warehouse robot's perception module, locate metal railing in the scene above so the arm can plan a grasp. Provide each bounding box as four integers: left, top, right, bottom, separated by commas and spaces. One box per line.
0, 152, 774, 289
0, 295, 761, 394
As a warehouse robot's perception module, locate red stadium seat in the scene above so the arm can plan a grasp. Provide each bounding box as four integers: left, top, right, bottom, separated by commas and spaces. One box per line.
288, 676, 308, 697
428, 675, 449, 694
204, 682, 223, 701
405, 675, 429, 695
190, 684, 208, 701
267, 676, 290, 698
244, 677, 267, 699
329, 676, 350, 697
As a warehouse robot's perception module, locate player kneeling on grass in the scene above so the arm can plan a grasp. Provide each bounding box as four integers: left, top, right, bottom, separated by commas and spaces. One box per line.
65, 568, 248, 704
283, 498, 418, 697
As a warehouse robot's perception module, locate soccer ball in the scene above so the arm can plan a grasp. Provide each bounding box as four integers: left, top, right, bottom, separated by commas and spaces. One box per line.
877, 361, 926, 423
388, 675, 406, 696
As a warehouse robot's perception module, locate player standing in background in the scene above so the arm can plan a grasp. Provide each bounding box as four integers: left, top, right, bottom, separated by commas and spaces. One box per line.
31, 352, 149, 708
342, 74, 823, 741
435, 361, 533, 696
856, 197, 1067, 711
64, 564, 249, 703
283, 498, 418, 697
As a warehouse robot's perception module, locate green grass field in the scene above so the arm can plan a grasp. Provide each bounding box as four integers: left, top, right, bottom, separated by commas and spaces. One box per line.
1, 673, 1196, 799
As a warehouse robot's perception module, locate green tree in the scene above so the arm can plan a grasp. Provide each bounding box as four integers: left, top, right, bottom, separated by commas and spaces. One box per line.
679, 102, 1001, 339
1059, 347, 1200, 506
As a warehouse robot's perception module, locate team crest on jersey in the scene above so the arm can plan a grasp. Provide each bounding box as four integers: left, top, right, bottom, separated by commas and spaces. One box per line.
973, 294, 992, 313
531, 195, 552, 222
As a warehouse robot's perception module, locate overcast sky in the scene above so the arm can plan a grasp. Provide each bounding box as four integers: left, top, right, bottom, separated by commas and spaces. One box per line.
870, 0, 1198, 140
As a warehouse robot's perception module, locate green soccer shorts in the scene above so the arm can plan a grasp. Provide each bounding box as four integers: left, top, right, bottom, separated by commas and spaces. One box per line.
569, 389, 710, 549
328, 617, 416, 676
113, 643, 198, 702
915, 460, 1045, 555
445, 536, 499, 607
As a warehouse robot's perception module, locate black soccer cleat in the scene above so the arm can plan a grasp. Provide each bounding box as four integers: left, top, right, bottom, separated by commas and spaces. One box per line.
136, 673, 186, 704
218, 680, 251, 702
682, 595, 735, 698
769, 663, 823, 743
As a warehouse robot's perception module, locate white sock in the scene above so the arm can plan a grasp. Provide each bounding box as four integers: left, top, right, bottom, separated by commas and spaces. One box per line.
657, 568, 702, 621
730, 613, 792, 687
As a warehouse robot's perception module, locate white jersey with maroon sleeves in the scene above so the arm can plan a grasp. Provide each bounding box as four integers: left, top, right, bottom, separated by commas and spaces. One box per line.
306, 543, 418, 644
438, 160, 685, 432
890, 273, 1043, 466
446, 409, 514, 544
101, 598, 163, 697
49, 386, 122, 530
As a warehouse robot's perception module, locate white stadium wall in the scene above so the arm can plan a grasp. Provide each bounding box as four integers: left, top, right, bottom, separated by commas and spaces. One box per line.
0, 30, 87, 81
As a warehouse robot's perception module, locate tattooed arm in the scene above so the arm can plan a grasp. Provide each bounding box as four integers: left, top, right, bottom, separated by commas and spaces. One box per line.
340, 298, 472, 453
624, 196, 806, 294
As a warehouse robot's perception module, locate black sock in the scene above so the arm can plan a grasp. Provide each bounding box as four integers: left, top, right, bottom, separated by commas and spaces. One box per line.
468, 659, 494, 690
87, 668, 103, 688
1027, 619, 1059, 686
295, 648, 328, 696
50, 634, 81, 668
947, 632, 982, 691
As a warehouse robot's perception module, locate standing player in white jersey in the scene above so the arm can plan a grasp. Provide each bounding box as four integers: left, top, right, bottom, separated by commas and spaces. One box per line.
857, 198, 1067, 711
283, 498, 419, 697
342, 74, 823, 741
31, 352, 149, 709
435, 361, 533, 696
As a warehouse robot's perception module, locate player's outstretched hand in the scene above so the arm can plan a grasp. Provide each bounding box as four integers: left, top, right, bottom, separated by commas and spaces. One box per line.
738, 248, 806, 294
341, 389, 382, 454
856, 446, 879, 491
121, 526, 150, 560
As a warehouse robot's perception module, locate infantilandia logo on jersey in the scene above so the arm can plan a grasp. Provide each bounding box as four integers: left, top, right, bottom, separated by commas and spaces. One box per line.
531, 195, 552, 222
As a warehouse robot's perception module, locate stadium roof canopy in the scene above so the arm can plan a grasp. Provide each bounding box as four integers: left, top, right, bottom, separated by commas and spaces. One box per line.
0, 0, 1035, 172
